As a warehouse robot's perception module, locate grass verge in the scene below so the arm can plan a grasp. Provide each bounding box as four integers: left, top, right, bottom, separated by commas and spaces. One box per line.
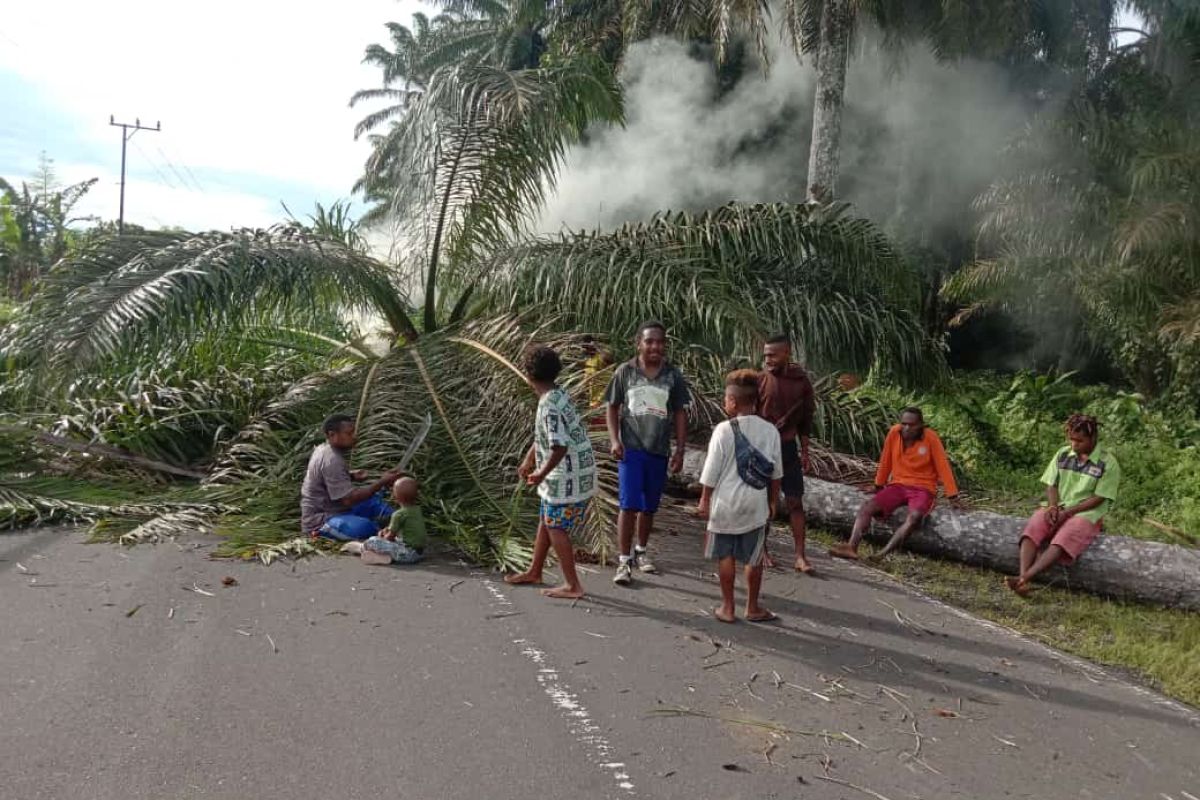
807, 529, 1200, 708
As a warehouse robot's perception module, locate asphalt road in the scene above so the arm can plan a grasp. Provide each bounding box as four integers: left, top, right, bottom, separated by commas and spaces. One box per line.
2, 506, 1198, 800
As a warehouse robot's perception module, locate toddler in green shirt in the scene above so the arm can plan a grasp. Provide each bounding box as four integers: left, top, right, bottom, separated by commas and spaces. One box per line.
361, 477, 426, 565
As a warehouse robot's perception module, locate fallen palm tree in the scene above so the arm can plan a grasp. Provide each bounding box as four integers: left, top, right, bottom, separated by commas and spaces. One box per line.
680, 449, 1200, 610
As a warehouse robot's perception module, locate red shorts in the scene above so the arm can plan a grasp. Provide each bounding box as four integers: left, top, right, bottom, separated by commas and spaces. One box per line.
873, 484, 935, 517
1021, 509, 1100, 564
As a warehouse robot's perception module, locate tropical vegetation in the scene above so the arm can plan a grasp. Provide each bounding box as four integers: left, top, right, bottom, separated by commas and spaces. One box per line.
1, 0, 1197, 579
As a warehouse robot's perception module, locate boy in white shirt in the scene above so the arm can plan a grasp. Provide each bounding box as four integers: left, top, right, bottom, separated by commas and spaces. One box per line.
697, 369, 783, 623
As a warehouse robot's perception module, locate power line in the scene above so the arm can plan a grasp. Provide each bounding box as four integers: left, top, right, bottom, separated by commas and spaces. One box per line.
109, 115, 161, 235
155, 146, 199, 192
132, 138, 177, 191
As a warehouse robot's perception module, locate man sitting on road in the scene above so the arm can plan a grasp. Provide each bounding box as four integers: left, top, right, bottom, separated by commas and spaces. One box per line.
1006, 413, 1120, 596
301, 414, 403, 541
830, 407, 960, 560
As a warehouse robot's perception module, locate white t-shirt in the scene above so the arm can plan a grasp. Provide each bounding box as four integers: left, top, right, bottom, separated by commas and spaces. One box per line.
700, 414, 783, 534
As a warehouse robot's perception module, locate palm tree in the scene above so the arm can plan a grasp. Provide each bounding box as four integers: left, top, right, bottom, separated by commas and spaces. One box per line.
1, 195, 928, 560
943, 15, 1200, 400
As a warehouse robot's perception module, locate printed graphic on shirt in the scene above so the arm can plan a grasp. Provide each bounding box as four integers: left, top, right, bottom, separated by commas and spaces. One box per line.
626, 384, 669, 419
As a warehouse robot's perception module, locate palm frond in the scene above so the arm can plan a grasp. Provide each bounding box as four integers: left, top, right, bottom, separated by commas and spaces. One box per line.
480, 202, 941, 383
1, 226, 416, 391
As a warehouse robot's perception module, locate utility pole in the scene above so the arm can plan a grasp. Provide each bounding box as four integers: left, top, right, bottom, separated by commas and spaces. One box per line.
109, 115, 161, 235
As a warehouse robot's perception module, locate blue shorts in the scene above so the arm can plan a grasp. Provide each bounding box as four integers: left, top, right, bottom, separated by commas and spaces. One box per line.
618, 449, 669, 514
317, 494, 394, 541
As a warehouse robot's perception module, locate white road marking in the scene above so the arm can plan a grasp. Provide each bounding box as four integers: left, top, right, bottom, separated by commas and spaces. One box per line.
484, 580, 637, 795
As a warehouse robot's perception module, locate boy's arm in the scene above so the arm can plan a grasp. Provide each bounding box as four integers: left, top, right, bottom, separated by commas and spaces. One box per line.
529, 445, 568, 485
768, 478, 781, 519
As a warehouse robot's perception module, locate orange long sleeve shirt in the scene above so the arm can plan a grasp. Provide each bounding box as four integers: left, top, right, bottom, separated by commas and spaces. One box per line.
874, 425, 959, 497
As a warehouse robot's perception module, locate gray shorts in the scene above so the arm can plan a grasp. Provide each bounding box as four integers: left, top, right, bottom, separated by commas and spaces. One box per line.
704, 526, 767, 566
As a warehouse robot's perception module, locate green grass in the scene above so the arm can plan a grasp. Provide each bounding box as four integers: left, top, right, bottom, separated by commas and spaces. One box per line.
808, 529, 1200, 707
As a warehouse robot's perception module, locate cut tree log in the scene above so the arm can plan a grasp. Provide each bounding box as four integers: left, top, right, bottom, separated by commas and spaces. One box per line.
679, 448, 1200, 610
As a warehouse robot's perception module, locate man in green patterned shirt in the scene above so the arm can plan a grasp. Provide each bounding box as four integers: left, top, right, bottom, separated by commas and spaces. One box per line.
1006, 413, 1120, 596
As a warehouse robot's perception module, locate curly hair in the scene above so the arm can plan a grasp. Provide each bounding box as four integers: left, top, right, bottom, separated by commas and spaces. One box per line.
724, 368, 760, 405
1066, 413, 1099, 439
523, 345, 563, 383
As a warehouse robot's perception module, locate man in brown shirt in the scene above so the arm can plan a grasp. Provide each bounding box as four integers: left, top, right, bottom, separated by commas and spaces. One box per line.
757, 334, 816, 573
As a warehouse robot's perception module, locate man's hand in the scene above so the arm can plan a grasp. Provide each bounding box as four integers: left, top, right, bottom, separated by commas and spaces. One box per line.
669, 448, 685, 474
610, 440, 625, 461
1045, 504, 1063, 529
349, 469, 369, 482
696, 500, 710, 520
526, 471, 546, 487
381, 469, 403, 487
801, 444, 811, 474
381, 530, 396, 542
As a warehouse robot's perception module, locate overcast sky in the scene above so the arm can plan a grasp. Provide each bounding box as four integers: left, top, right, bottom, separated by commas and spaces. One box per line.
0, 0, 423, 231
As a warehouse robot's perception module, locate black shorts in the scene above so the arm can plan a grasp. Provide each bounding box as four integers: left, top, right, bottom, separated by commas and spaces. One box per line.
780, 438, 805, 499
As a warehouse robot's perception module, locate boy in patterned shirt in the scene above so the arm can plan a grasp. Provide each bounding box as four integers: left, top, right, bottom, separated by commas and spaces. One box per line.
505, 346, 598, 599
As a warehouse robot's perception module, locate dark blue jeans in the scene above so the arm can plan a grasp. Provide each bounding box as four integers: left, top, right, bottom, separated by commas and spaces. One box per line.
318, 494, 394, 541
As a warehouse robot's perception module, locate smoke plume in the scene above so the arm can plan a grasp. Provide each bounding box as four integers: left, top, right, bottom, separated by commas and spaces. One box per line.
538, 35, 1033, 238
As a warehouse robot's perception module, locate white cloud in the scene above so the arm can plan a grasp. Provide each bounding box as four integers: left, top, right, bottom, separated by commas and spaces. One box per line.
0, 0, 427, 228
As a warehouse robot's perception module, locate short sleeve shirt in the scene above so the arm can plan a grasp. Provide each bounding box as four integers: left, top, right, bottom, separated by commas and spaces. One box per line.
1040, 444, 1121, 523
300, 443, 354, 532
388, 505, 427, 550
699, 415, 784, 534
535, 386, 597, 504
603, 359, 691, 457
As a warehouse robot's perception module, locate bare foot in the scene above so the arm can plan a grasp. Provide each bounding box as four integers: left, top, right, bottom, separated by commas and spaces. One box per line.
713, 606, 736, 623
505, 572, 542, 586
1004, 576, 1031, 597
828, 543, 860, 560
794, 557, 814, 574
541, 584, 584, 599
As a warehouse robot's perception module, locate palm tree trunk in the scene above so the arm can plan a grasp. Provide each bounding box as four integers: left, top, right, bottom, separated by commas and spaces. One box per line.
806, 0, 852, 202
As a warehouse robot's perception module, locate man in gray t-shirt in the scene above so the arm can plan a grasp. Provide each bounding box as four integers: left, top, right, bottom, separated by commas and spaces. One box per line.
301, 414, 402, 540
603, 321, 690, 585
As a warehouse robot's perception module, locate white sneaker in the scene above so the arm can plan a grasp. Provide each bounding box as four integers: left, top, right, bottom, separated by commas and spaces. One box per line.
635, 551, 658, 574
613, 561, 633, 586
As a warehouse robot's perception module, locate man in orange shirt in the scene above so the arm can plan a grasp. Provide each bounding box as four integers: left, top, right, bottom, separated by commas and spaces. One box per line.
830, 407, 960, 560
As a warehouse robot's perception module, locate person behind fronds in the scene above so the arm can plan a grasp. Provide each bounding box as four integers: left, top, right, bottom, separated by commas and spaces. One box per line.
1006, 413, 1120, 596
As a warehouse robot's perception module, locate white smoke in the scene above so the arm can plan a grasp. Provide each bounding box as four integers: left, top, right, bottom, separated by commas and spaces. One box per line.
538, 35, 1033, 236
